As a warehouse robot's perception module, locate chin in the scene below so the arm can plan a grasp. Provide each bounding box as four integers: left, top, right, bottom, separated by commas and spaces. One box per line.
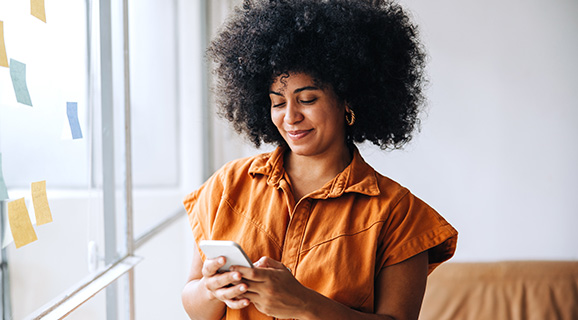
286, 143, 319, 157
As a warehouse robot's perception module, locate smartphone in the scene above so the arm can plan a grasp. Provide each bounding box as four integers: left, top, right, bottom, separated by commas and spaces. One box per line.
199, 240, 254, 272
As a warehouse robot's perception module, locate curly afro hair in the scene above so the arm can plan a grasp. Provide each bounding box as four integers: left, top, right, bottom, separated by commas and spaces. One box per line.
207, 0, 427, 150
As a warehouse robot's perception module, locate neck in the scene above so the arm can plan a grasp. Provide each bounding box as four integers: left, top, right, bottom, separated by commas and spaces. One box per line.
284, 144, 353, 184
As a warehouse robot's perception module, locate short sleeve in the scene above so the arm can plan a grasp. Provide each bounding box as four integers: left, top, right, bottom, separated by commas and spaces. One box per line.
377, 191, 458, 274
182, 169, 225, 261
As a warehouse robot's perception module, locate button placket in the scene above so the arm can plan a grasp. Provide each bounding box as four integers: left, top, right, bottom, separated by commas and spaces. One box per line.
281, 199, 311, 273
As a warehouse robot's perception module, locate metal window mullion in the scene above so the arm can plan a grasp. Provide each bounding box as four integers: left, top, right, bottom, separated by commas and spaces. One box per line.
23, 255, 141, 320
121, 0, 136, 318
44, 256, 141, 320
99, 0, 116, 267
122, 0, 133, 260
99, 0, 120, 318
200, 0, 212, 180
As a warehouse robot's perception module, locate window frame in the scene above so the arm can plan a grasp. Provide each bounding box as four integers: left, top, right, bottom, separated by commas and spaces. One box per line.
19, 0, 137, 318
0, 0, 204, 318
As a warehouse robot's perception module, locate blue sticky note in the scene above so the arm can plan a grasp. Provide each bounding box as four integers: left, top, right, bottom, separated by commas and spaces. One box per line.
67, 102, 83, 139
9, 59, 33, 106
0, 153, 9, 201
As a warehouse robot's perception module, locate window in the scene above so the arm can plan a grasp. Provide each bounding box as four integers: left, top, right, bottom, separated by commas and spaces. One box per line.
0, 0, 205, 318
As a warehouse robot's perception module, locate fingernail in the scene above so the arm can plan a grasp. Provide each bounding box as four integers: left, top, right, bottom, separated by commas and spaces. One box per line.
233, 272, 241, 281
218, 257, 225, 264
243, 301, 249, 306
239, 285, 246, 292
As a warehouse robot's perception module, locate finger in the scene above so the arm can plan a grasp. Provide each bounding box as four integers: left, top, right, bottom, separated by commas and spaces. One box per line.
239, 291, 261, 300
202, 256, 226, 277
213, 283, 249, 302
254, 256, 287, 270
230, 265, 261, 281
253, 257, 267, 268
205, 270, 243, 291
224, 297, 250, 309
231, 265, 282, 282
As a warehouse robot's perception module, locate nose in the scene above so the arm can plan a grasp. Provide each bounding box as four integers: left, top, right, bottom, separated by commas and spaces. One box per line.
284, 100, 303, 124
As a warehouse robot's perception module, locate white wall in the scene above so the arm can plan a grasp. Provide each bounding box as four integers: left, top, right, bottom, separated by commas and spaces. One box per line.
213, 0, 578, 262
364, 0, 578, 261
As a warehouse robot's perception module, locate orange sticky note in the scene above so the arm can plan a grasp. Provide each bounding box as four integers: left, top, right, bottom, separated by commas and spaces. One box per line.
8, 198, 38, 248
31, 0, 47, 23
0, 21, 8, 68
32, 180, 53, 225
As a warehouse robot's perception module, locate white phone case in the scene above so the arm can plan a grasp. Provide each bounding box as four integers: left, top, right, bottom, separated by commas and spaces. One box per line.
199, 240, 254, 272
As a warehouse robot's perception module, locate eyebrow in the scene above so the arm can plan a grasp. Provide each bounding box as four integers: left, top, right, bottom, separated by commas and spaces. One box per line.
269, 86, 320, 96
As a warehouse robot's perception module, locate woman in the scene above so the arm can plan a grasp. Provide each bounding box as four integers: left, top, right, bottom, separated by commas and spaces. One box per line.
182, 1, 458, 319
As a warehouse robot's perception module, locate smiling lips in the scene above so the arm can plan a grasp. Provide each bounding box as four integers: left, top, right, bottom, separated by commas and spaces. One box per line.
286, 129, 313, 141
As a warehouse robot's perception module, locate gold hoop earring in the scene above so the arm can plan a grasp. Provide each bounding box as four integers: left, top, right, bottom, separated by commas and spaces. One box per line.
345, 109, 356, 126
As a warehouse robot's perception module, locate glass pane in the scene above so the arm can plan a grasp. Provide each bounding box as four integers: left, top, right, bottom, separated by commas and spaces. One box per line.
135, 218, 191, 319
128, 0, 183, 238
0, 1, 102, 318
129, 0, 179, 189
5, 194, 105, 318
0, 0, 126, 317
0, 0, 88, 188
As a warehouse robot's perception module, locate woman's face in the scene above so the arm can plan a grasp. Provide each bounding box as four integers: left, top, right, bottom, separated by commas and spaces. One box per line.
269, 72, 348, 157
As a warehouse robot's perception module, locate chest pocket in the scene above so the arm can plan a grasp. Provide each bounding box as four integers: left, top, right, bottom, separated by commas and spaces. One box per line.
210, 193, 290, 263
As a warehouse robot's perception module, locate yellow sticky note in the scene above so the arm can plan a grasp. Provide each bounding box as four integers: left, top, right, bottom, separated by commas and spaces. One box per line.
0, 21, 8, 68
32, 180, 53, 225
8, 198, 38, 248
31, 0, 47, 23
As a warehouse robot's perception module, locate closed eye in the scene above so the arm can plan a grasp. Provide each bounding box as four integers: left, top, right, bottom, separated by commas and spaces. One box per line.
300, 98, 317, 104
272, 102, 286, 108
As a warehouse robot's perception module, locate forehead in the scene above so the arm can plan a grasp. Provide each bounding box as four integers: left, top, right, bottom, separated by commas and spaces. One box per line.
270, 72, 319, 92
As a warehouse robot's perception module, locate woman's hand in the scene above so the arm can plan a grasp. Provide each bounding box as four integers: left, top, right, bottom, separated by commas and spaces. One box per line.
222, 252, 428, 320
231, 257, 313, 319
201, 256, 251, 309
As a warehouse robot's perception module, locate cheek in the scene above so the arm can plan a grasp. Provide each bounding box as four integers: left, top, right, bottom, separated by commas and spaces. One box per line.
270, 109, 283, 128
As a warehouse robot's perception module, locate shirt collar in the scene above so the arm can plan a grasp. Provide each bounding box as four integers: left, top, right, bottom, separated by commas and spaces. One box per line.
248, 146, 381, 198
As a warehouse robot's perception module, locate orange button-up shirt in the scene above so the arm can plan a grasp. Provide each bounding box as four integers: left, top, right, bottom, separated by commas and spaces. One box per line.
184, 146, 458, 319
